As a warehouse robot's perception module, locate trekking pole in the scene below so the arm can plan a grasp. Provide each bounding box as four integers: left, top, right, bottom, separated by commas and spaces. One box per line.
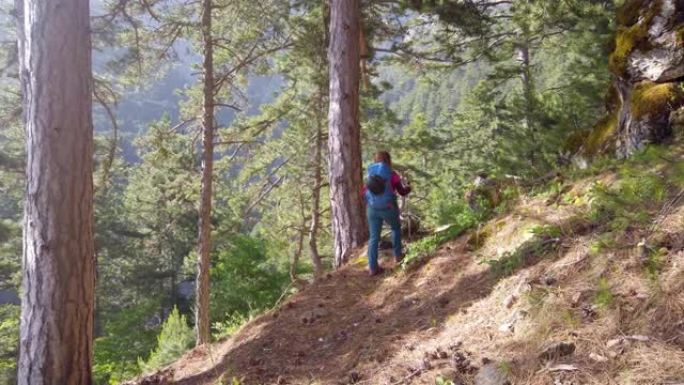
407, 195, 412, 240
401, 173, 412, 240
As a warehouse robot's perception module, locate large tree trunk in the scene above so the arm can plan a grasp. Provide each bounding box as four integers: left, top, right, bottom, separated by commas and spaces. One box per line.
18, 0, 95, 383
327, 0, 366, 268
195, 0, 214, 346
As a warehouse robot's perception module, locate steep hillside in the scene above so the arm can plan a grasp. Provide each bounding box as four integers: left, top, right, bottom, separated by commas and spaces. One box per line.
128, 143, 684, 385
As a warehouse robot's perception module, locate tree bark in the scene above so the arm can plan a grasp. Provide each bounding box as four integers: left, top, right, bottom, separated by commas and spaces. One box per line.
327, 0, 367, 268
18, 0, 95, 383
195, 0, 214, 346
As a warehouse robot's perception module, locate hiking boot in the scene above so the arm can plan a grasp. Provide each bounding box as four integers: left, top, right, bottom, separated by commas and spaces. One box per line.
369, 266, 384, 276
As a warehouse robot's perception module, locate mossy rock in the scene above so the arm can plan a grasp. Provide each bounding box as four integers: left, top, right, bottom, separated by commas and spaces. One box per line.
616, 0, 649, 26
676, 25, 684, 46
609, 0, 661, 76
564, 129, 591, 154
584, 112, 619, 156
669, 106, 684, 137
631, 81, 684, 118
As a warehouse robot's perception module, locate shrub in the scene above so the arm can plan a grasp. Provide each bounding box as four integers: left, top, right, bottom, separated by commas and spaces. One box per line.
93, 303, 158, 384
210, 235, 289, 325
212, 313, 250, 341
586, 164, 666, 231
595, 277, 614, 309
645, 246, 668, 281
402, 204, 484, 268
0, 305, 19, 384
138, 307, 194, 373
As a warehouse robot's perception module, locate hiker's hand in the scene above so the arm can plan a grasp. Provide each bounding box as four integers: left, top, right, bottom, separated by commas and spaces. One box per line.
401, 174, 410, 187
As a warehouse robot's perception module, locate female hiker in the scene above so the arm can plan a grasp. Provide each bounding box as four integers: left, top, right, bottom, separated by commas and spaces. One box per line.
363, 151, 411, 276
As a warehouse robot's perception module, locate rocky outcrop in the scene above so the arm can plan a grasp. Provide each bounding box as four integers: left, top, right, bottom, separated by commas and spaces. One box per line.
608, 0, 684, 157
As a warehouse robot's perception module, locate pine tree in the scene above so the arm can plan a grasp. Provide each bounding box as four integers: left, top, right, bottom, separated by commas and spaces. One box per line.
328, 0, 367, 268
17, 0, 95, 382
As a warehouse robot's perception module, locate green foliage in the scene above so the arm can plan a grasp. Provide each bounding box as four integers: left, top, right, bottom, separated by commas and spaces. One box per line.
435, 376, 456, 385
529, 224, 562, 239
138, 307, 195, 374
524, 287, 551, 310
212, 313, 250, 341
484, 234, 560, 279
93, 303, 159, 384
594, 277, 614, 309
210, 235, 289, 324
645, 247, 668, 281
0, 219, 21, 290
0, 1, 669, 382
402, 207, 482, 268
586, 162, 667, 230
498, 360, 513, 376
589, 232, 619, 255
0, 305, 19, 384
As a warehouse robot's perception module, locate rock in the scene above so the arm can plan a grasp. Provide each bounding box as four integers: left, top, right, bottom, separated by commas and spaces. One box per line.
348, 371, 361, 384
499, 310, 524, 333
539, 342, 576, 361
474, 363, 510, 385
606, 338, 623, 348
448, 341, 463, 351
498, 321, 514, 333
543, 275, 557, 286
580, 305, 598, 321
503, 294, 517, 309
589, 352, 608, 363
627, 335, 650, 342
547, 364, 578, 372
595, 0, 684, 157
303, 307, 329, 322
670, 106, 684, 137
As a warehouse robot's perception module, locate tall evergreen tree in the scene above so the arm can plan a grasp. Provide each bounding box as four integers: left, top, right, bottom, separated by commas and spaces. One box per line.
17, 0, 95, 383
328, 0, 366, 268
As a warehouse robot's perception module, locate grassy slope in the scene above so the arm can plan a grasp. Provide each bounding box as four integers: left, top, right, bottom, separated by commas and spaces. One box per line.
128, 142, 684, 385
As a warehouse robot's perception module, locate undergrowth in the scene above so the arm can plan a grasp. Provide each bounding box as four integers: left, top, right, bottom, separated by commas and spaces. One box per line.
585, 148, 672, 233
401, 205, 488, 269
594, 277, 614, 309
483, 233, 561, 279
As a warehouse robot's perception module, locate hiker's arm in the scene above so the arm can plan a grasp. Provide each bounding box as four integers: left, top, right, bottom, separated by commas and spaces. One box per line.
392, 172, 411, 196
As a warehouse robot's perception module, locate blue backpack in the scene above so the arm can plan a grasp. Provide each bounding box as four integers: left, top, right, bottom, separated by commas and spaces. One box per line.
364, 162, 395, 209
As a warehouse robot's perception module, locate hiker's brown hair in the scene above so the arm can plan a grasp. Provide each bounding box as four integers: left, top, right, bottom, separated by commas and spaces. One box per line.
374, 151, 391, 166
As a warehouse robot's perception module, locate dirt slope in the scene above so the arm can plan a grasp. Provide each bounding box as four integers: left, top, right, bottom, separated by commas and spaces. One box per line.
130, 153, 684, 385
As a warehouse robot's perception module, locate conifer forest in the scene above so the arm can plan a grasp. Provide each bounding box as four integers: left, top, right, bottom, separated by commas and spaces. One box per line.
1, 0, 684, 384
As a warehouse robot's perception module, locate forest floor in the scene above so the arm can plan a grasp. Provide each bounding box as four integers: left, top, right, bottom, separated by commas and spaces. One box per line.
130, 145, 684, 385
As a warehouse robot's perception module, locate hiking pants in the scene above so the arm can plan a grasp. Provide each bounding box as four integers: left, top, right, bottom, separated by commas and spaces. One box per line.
367, 205, 402, 271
